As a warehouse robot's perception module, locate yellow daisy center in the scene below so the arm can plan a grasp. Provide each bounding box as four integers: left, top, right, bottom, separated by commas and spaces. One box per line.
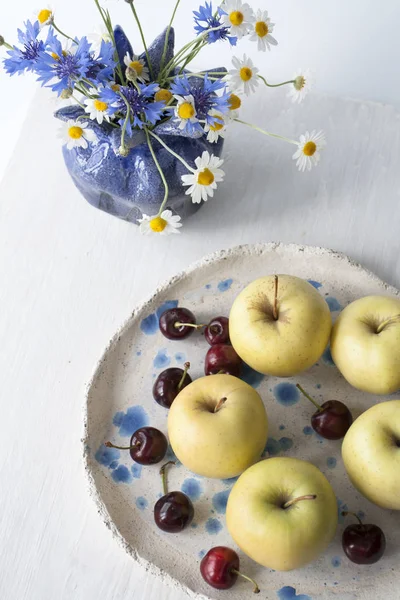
149, 217, 167, 232
198, 168, 215, 186
111, 83, 120, 92
38, 9, 52, 24
51, 52, 59, 61
155, 89, 173, 103
240, 67, 253, 82
294, 75, 306, 91
229, 93, 241, 110
68, 126, 83, 140
210, 120, 224, 132
178, 102, 195, 120
94, 100, 108, 112
230, 11, 244, 26
303, 141, 317, 156
130, 61, 143, 76
255, 21, 269, 37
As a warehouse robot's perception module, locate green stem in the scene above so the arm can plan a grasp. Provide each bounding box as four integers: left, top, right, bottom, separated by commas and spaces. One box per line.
148, 131, 195, 173
234, 118, 298, 146
52, 23, 77, 44
118, 92, 131, 152
178, 362, 190, 390
160, 461, 175, 496
283, 494, 317, 509
144, 128, 169, 215
296, 384, 322, 411
160, 0, 181, 73
342, 511, 364, 527
93, 0, 125, 84
258, 75, 295, 88
129, 3, 154, 80
376, 314, 400, 333
73, 97, 86, 109
0, 38, 13, 50
230, 570, 260, 595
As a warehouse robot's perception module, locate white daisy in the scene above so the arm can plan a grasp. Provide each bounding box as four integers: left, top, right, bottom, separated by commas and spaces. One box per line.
123, 52, 149, 83
35, 6, 53, 28
181, 151, 225, 204
88, 25, 112, 56
84, 92, 116, 125
58, 120, 98, 150
226, 54, 259, 96
139, 210, 182, 235
249, 9, 278, 52
174, 94, 198, 130
293, 130, 326, 172
204, 111, 227, 143
287, 69, 314, 104
221, 0, 255, 39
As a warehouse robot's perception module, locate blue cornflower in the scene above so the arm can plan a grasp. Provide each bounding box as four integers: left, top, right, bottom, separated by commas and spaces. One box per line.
86, 39, 116, 83
3, 20, 53, 75
193, 2, 237, 46
171, 74, 230, 129
113, 83, 165, 135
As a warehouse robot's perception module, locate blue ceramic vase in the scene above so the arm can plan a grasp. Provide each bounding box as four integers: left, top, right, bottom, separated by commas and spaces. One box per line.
55, 26, 226, 224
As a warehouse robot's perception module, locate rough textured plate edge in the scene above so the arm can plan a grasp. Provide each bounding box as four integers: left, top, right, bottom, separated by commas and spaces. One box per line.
82, 242, 399, 600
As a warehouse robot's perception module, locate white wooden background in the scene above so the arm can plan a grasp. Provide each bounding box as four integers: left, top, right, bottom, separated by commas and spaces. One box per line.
1, 1, 400, 599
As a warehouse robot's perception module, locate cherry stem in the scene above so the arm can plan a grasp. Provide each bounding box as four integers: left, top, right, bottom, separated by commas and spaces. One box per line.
104, 441, 140, 450
178, 362, 190, 390
174, 322, 205, 329
376, 314, 400, 333
296, 384, 322, 411
214, 397, 227, 413
272, 275, 279, 320
283, 494, 317, 509
160, 460, 175, 496
231, 569, 260, 594
342, 511, 363, 527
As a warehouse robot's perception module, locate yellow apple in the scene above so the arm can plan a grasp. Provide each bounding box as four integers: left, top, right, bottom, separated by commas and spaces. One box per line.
331, 295, 400, 394
226, 457, 338, 571
167, 374, 268, 479
229, 275, 332, 376
342, 400, 400, 509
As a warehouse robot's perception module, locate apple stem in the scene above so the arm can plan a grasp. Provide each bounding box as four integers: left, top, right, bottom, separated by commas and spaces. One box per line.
178, 362, 190, 390
104, 441, 140, 450
296, 384, 322, 411
231, 569, 260, 594
174, 322, 205, 329
376, 314, 400, 334
160, 461, 175, 496
342, 511, 363, 527
214, 397, 227, 413
272, 275, 279, 320
282, 494, 317, 509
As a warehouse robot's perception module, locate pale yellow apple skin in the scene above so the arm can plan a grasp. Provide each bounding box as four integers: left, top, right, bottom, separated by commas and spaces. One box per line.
342, 400, 400, 509
226, 457, 338, 571
167, 375, 268, 479
229, 275, 332, 376
331, 295, 400, 394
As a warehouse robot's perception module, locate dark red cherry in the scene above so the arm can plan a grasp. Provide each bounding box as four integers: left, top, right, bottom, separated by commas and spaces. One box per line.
105, 427, 168, 465
204, 317, 230, 345
342, 512, 386, 564
296, 384, 353, 440
153, 363, 192, 409
205, 344, 242, 376
159, 307, 197, 340
154, 491, 194, 532
200, 546, 260, 593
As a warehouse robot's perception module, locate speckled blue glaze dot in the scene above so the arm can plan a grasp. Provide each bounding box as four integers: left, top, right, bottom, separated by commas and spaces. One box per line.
95, 445, 121, 467
165, 446, 181, 465
111, 465, 133, 484
205, 518, 223, 535
303, 426, 313, 435
222, 476, 238, 486
199, 549, 206, 558
217, 278, 233, 292
322, 346, 335, 366
155, 300, 179, 319
337, 498, 348, 523
175, 352, 185, 363
327, 457, 337, 469
131, 463, 142, 479
331, 556, 341, 568
109, 460, 119, 470
136, 496, 148, 510
153, 348, 171, 369
279, 437, 293, 451
277, 586, 311, 600
212, 489, 231, 514
241, 363, 265, 388
274, 382, 300, 406
181, 478, 202, 501
191, 523, 198, 529
205, 284, 212, 289
136, 350, 141, 356
307, 280, 322, 289
113, 405, 149, 437
140, 313, 158, 335
279, 424, 286, 430
265, 438, 281, 456
316, 383, 321, 389
326, 297, 342, 312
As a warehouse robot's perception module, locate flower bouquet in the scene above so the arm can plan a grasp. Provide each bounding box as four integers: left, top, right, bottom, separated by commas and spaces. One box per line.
1, 0, 325, 235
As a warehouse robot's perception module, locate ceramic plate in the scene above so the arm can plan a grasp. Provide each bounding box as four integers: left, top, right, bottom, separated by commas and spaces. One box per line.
84, 243, 400, 600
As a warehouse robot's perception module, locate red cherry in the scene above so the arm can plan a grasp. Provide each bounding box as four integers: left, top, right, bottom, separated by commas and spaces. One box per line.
204, 317, 230, 345
205, 344, 242, 376
342, 512, 386, 564
200, 547, 260, 593
296, 384, 353, 440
